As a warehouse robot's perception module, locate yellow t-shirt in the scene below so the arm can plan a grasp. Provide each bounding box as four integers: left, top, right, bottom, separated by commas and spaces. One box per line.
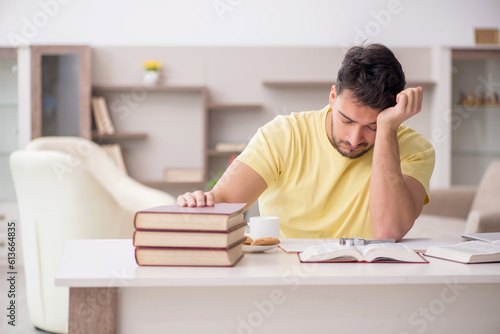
236, 105, 435, 239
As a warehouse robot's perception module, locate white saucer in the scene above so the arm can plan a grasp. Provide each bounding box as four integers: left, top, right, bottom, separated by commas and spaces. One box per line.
242, 244, 278, 253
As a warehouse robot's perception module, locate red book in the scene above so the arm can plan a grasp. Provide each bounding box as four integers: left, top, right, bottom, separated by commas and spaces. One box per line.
134, 203, 247, 231
135, 239, 245, 267
133, 222, 247, 248
298, 242, 428, 263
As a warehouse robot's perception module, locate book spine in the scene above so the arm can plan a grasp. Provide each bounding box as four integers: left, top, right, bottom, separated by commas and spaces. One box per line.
134, 222, 247, 233
135, 252, 245, 267
134, 237, 246, 251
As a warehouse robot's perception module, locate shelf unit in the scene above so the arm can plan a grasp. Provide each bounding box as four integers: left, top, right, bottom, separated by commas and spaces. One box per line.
92, 84, 206, 147
92, 84, 208, 187
451, 48, 500, 186
91, 85, 263, 189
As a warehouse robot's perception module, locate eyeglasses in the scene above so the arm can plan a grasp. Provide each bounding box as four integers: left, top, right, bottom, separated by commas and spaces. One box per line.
339, 238, 395, 246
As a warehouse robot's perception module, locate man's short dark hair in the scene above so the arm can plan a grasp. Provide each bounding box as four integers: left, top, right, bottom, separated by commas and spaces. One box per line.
336, 44, 406, 111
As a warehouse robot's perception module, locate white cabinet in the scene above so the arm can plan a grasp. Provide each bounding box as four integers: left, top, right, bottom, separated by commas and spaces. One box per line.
30, 45, 91, 139
451, 49, 500, 186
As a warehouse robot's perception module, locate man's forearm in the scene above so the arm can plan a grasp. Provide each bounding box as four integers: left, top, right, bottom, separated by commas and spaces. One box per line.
212, 161, 268, 211
369, 127, 417, 240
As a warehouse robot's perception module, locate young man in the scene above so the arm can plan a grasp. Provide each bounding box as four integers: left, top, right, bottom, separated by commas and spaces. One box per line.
177, 44, 435, 241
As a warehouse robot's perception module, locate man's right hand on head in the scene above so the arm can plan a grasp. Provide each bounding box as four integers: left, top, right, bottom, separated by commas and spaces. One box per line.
177, 190, 215, 207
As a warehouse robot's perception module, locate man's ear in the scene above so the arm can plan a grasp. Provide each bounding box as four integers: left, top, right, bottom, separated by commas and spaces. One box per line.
329, 85, 337, 108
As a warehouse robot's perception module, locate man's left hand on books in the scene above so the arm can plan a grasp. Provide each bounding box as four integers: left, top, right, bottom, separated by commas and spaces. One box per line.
178, 190, 215, 207
377, 87, 423, 132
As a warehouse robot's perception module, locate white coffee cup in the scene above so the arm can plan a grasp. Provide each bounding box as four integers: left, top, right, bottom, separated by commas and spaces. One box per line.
249, 216, 280, 240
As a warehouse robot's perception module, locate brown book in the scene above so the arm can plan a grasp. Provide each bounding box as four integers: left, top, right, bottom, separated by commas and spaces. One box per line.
134, 203, 247, 231
92, 96, 115, 135
135, 240, 245, 267
133, 222, 247, 248
91, 96, 105, 133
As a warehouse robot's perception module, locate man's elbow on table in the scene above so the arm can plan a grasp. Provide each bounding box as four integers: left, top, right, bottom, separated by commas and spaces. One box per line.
372, 219, 415, 242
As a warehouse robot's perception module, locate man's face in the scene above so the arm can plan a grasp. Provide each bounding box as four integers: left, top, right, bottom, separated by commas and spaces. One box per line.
328, 87, 379, 159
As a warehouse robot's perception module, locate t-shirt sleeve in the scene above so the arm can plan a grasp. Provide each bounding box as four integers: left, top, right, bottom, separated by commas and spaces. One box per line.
399, 129, 436, 204
235, 115, 292, 187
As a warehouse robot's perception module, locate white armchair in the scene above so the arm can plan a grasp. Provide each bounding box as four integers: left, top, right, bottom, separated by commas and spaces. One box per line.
10, 136, 175, 333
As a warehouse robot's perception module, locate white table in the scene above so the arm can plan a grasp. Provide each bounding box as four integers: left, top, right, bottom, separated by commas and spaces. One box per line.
55, 239, 500, 334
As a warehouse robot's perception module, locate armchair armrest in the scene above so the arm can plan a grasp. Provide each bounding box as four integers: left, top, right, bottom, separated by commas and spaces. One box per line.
464, 210, 500, 233
422, 186, 477, 219
114, 177, 176, 211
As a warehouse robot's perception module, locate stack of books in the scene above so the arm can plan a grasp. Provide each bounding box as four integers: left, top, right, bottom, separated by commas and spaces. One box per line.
133, 203, 247, 267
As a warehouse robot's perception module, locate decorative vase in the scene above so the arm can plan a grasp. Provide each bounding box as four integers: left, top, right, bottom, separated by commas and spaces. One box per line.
143, 70, 161, 86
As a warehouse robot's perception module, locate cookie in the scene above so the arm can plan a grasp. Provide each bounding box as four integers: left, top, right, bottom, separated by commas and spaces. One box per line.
243, 236, 253, 245
250, 237, 280, 246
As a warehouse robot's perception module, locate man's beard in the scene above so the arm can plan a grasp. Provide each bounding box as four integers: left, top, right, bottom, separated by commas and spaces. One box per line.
332, 136, 373, 159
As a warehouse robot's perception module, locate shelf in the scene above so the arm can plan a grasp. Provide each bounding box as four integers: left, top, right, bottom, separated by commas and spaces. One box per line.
93, 85, 206, 93
92, 132, 148, 141
263, 80, 435, 88
208, 150, 242, 157
140, 180, 205, 187
454, 104, 500, 109
406, 80, 436, 87
263, 81, 333, 88
208, 103, 262, 110
452, 49, 500, 60
452, 150, 500, 157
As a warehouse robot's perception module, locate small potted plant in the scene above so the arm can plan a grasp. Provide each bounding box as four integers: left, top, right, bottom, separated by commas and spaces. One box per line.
205, 155, 238, 191
143, 60, 163, 86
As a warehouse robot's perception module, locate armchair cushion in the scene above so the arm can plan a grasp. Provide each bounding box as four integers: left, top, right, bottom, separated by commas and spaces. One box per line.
422, 186, 476, 220
406, 214, 466, 238
464, 210, 500, 234
409, 160, 500, 238
470, 160, 500, 212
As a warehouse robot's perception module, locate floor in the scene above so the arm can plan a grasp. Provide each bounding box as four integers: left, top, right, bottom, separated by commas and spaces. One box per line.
0, 265, 51, 334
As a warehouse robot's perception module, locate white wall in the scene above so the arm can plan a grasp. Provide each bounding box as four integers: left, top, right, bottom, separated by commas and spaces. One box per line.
0, 0, 499, 47
2, 0, 498, 193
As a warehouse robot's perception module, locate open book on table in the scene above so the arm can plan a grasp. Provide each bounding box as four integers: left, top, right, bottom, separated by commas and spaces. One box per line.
461, 232, 500, 243
424, 240, 500, 264
298, 242, 427, 263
